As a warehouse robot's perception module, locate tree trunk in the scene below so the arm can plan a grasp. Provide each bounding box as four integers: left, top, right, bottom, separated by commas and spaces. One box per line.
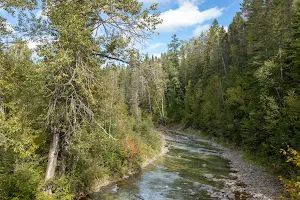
132, 93, 140, 120
0, 96, 4, 115
131, 81, 140, 121
59, 138, 68, 176
44, 128, 60, 193
0, 106, 4, 115
161, 95, 165, 118
221, 53, 227, 74
146, 82, 152, 115
218, 76, 225, 107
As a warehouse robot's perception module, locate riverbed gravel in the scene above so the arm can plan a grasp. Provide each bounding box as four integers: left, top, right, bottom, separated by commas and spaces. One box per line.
217, 144, 282, 200
189, 130, 282, 199
165, 127, 282, 200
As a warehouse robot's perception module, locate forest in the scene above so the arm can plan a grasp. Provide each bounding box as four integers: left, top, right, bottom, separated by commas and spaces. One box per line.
1, 0, 300, 199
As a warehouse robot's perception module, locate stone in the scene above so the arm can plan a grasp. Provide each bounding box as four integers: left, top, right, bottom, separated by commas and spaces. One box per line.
193, 182, 200, 187
229, 172, 239, 178
227, 193, 235, 199
188, 189, 196, 196
204, 174, 214, 179
210, 193, 217, 198
111, 184, 118, 193
220, 188, 231, 194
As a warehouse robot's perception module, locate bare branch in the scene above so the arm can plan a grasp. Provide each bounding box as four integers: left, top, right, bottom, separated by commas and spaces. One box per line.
95, 122, 117, 140
92, 52, 129, 64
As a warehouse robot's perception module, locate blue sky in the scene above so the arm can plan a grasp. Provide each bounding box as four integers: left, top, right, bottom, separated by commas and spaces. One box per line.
139, 0, 243, 57
1, 0, 242, 55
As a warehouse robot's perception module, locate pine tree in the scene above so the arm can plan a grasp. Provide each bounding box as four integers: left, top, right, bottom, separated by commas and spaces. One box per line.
168, 34, 181, 67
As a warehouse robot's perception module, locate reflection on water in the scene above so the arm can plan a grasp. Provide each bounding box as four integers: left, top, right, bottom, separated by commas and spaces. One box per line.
88, 132, 248, 200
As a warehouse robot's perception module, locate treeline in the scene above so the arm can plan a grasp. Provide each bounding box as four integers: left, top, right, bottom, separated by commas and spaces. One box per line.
155, 0, 300, 198
0, 0, 164, 199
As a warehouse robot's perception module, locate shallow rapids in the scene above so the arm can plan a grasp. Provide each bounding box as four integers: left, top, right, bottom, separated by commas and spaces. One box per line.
88, 131, 250, 200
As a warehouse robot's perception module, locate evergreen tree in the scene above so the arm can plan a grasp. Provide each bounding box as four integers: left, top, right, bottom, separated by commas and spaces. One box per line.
168, 34, 181, 67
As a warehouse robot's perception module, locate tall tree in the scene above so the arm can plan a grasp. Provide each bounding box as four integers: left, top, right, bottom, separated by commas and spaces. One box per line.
18, 0, 161, 194
168, 34, 181, 67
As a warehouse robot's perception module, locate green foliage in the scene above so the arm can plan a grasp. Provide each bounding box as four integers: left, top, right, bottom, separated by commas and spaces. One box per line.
134, 118, 162, 153
3, 0, 300, 198
280, 148, 300, 199
0, 163, 42, 200
0, 0, 163, 199
168, 34, 181, 67
164, 43, 184, 121
160, 0, 300, 198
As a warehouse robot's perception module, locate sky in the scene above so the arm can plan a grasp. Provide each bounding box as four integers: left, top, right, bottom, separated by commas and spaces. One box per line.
139, 0, 243, 57
1, 0, 243, 56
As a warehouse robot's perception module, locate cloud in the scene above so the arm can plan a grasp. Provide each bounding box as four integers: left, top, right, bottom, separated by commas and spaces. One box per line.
177, 0, 204, 6
4, 22, 14, 33
138, 0, 203, 5
156, 1, 224, 32
193, 24, 210, 36
152, 53, 162, 58
26, 36, 54, 50
36, 9, 48, 20
146, 42, 165, 51
138, 0, 170, 4
27, 41, 39, 50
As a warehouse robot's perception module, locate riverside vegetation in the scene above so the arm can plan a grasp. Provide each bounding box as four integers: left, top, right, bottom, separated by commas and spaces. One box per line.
0, 0, 163, 199
1, 0, 300, 199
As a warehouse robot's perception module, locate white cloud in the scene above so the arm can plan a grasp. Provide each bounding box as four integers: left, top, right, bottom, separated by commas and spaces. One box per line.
27, 36, 54, 50
146, 42, 165, 51
4, 23, 14, 33
138, 0, 203, 5
27, 41, 39, 50
138, 0, 170, 4
156, 1, 224, 32
152, 53, 162, 58
193, 24, 210, 36
177, 0, 204, 6
36, 10, 48, 20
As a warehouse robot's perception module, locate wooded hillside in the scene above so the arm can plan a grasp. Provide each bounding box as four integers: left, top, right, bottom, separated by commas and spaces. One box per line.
156, 0, 300, 198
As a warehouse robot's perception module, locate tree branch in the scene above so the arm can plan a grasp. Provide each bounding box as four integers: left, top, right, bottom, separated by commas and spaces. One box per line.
95, 122, 117, 140
92, 52, 129, 64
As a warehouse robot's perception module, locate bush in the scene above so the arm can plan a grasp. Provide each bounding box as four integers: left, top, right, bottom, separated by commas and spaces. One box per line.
280, 148, 300, 199
0, 164, 41, 200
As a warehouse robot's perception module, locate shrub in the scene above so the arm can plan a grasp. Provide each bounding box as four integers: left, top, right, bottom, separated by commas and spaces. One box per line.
280, 148, 300, 199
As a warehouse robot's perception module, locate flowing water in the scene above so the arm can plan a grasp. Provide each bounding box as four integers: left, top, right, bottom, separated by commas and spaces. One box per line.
88, 131, 250, 200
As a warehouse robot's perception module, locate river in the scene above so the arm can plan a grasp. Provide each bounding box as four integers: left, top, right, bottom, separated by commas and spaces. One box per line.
87, 131, 250, 200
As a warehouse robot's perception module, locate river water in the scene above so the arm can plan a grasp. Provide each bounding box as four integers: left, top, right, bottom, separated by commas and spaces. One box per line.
88, 131, 249, 200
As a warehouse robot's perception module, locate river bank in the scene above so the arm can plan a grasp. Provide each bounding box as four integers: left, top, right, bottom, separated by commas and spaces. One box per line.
85, 131, 168, 198
216, 142, 282, 199
167, 128, 282, 200
85, 127, 282, 200
89, 129, 237, 199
